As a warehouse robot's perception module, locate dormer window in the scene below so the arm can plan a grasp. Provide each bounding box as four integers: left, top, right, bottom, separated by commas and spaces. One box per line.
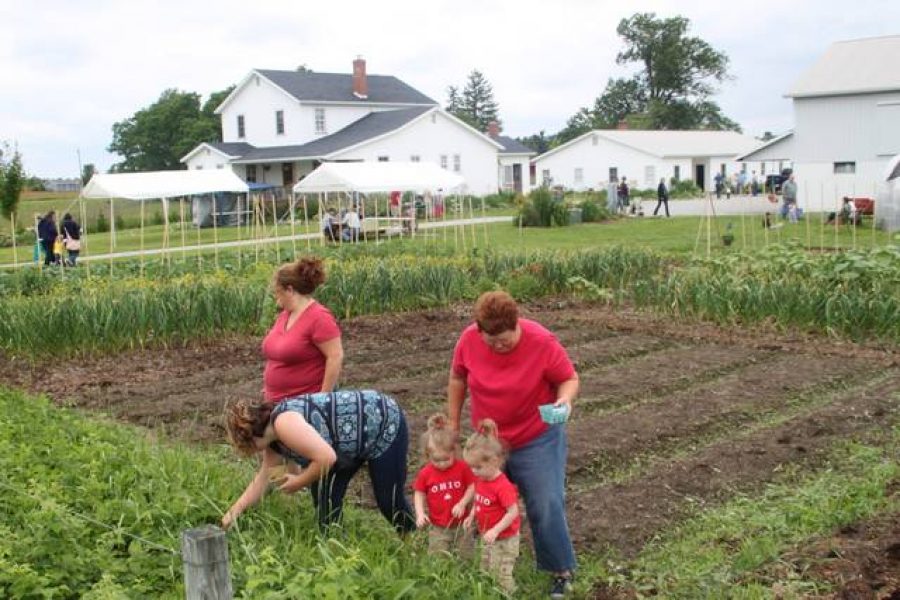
276, 110, 284, 135
315, 108, 326, 134
237, 115, 246, 139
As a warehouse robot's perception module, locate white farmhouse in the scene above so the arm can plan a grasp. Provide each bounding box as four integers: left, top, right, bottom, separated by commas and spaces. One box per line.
532, 128, 761, 192
181, 58, 502, 195
739, 35, 900, 207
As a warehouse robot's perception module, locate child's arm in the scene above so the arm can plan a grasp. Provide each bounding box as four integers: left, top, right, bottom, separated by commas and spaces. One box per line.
483, 503, 519, 544
451, 483, 475, 519
413, 490, 430, 528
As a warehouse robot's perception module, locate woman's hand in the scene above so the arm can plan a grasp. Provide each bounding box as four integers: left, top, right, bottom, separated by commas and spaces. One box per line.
277, 472, 306, 494
221, 508, 239, 530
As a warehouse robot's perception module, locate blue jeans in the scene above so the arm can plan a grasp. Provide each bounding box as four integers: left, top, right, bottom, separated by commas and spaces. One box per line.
505, 424, 576, 573
308, 413, 415, 534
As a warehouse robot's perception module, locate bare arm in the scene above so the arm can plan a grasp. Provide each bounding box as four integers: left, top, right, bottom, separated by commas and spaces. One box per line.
413, 490, 429, 528
222, 447, 280, 529
447, 371, 467, 435
483, 503, 520, 544
273, 412, 337, 493
553, 373, 580, 417
316, 337, 344, 393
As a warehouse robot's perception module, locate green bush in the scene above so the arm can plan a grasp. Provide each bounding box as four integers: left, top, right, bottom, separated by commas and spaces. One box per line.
95, 212, 109, 233
515, 188, 569, 227
670, 180, 703, 198
580, 199, 609, 223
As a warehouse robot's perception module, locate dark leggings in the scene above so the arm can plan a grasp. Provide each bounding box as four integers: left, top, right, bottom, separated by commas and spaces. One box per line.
308, 414, 415, 533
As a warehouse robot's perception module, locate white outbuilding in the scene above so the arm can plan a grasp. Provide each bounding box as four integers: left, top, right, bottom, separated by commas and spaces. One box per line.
740, 35, 900, 209
531, 129, 761, 192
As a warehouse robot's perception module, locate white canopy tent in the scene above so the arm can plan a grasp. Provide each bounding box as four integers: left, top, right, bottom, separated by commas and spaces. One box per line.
876, 153, 900, 232
82, 169, 249, 199
292, 161, 465, 194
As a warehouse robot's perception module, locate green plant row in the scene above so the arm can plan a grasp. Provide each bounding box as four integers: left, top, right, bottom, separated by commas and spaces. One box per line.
1, 244, 898, 358
0, 389, 508, 598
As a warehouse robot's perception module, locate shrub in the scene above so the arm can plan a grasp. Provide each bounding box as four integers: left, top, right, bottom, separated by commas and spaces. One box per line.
95, 212, 109, 233
670, 180, 703, 198
515, 187, 570, 227
580, 199, 608, 223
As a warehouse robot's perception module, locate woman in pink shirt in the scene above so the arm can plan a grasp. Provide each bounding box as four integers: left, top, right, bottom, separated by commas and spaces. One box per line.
262, 257, 343, 403
447, 291, 579, 599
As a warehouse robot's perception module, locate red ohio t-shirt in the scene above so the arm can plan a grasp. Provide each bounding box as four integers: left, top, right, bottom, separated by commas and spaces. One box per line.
262, 302, 341, 402
473, 472, 520, 539
413, 459, 475, 528
451, 319, 575, 449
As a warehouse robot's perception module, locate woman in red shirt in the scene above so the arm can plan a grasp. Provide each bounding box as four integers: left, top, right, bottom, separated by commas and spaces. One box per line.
262, 257, 343, 402
447, 291, 579, 599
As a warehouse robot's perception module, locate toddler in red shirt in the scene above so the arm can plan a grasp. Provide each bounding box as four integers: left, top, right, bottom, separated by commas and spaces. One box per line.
413, 414, 476, 558
463, 419, 521, 594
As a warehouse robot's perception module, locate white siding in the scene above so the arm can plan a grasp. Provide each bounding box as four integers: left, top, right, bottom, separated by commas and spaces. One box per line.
329, 112, 499, 195
499, 154, 531, 193
220, 75, 301, 146
185, 147, 232, 171
794, 92, 900, 162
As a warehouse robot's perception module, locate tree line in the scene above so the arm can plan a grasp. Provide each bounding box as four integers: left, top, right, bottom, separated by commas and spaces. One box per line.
103, 12, 739, 172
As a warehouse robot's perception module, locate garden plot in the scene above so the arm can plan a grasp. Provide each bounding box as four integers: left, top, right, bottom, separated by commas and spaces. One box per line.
1, 300, 898, 594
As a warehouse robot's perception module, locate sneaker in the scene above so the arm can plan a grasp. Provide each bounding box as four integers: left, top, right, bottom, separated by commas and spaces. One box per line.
549, 576, 571, 599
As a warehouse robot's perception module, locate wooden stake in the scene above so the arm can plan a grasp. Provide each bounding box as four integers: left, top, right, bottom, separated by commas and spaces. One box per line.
182, 526, 232, 600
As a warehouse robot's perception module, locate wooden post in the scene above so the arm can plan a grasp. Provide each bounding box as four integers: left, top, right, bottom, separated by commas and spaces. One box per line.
182, 525, 232, 600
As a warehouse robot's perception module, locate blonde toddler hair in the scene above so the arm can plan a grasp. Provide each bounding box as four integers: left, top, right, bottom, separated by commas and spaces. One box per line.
422, 413, 457, 458
463, 419, 507, 467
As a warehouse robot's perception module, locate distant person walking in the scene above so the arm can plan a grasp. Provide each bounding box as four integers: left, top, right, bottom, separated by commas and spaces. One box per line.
616, 177, 630, 215
61, 213, 81, 266
781, 175, 798, 220
37, 211, 58, 266
653, 178, 670, 217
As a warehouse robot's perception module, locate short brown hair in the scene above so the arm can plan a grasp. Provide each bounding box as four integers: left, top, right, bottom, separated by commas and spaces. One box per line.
273, 257, 326, 295
225, 398, 274, 456
474, 291, 518, 335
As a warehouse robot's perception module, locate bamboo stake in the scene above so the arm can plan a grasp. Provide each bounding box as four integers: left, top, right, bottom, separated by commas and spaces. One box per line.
302, 195, 311, 253
833, 184, 839, 251
819, 182, 825, 253
319, 193, 325, 248
10, 212, 17, 266
270, 193, 279, 263
196, 197, 204, 269
804, 186, 811, 249
140, 198, 145, 279
79, 198, 90, 278
108, 198, 114, 277
236, 194, 243, 271
179, 197, 187, 263
851, 182, 857, 249
162, 197, 170, 270
482, 195, 488, 247
289, 194, 297, 260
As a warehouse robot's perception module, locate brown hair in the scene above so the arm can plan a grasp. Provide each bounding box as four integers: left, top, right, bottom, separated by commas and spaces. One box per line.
463, 418, 507, 467
474, 291, 518, 335
273, 257, 326, 295
225, 398, 275, 456
421, 413, 457, 459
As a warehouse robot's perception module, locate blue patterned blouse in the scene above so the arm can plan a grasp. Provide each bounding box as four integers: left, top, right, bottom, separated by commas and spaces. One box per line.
269, 390, 402, 467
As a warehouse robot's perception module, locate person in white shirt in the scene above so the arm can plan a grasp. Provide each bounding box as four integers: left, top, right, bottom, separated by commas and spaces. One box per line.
343, 205, 361, 242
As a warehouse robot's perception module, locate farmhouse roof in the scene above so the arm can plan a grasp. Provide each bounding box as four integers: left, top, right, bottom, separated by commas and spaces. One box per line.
496, 135, 536, 155
255, 69, 437, 105
232, 106, 434, 163
787, 35, 900, 98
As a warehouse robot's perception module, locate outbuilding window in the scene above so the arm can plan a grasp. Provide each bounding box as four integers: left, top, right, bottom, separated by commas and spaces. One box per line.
453, 155, 461, 172
834, 161, 856, 174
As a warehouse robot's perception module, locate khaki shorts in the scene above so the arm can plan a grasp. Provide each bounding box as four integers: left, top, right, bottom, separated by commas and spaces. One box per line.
480, 533, 520, 594
428, 526, 475, 560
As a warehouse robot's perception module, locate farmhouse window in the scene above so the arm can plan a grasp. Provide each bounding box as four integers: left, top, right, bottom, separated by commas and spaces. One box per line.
574, 168, 583, 185
378, 156, 389, 162
315, 108, 326, 134
237, 115, 245, 138
246, 165, 257, 183
410, 155, 421, 162
440, 155, 448, 169
453, 154, 461, 173
833, 162, 856, 174
542, 169, 551, 185
276, 110, 284, 135
673, 165, 680, 181
503, 165, 513, 189
644, 165, 655, 186
609, 167, 618, 182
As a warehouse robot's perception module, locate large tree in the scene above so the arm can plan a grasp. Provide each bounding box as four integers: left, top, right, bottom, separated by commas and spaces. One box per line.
557, 13, 739, 144
108, 86, 234, 172
446, 70, 501, 132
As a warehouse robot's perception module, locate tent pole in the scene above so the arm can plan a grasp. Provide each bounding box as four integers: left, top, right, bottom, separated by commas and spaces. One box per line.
469, 195, 476, 248
289, 193, 297, 260
319, 192, 325, 248
180, 197, 187, 263
374, 193, 380, 245
196, 197, 203, 270
10, 211, 17, 266
212, 193, 219, 270
302, 194, 311, 253
236, 193, 243, 271
140, 198, 145, 279
270, 193, 280, 263
162, 197, 170, 270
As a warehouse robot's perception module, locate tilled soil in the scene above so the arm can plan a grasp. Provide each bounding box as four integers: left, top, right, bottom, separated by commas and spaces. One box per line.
2, 300, 898, 588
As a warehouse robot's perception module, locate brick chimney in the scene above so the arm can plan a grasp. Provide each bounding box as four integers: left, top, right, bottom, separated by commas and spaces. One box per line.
616, 119, 629, 130
486, 121, 500, 139
352, 56, 368, 99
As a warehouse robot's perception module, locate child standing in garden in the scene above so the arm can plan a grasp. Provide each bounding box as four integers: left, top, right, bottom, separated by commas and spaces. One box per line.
463, 419, 521, 594
413, 414, 475, 558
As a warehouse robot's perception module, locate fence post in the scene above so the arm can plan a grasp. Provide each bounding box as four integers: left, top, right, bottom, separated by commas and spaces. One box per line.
182, 525, 232, 600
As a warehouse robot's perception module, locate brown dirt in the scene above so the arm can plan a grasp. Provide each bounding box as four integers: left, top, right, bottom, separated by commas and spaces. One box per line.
1, 299, 899, 575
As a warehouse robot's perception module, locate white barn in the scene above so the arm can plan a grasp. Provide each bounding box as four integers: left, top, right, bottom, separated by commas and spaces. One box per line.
181, 58, 502, 196
740, 35, 900, 208
532, 129, 761, 192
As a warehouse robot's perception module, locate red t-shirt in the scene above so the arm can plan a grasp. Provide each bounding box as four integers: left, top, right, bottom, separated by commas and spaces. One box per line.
473, 472, 520, 539
262, 302, 341, 402
413, 459, 475, 528
451, 319, 575, 449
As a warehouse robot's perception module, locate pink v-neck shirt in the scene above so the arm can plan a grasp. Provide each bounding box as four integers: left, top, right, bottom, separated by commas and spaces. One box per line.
262, 302, 341, 402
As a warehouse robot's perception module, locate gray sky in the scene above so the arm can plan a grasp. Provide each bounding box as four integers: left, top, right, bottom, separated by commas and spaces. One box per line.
2, 0, 898, 177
